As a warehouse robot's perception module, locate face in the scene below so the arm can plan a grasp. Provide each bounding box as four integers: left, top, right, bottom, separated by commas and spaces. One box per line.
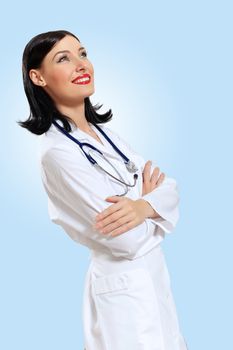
29, 35, 95, 106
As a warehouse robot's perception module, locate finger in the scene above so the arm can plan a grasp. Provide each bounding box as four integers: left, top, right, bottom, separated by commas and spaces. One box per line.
105, 214, 137, 237
150, 167, 160, 187
95, 201, 123, 222
95, 208, 126, 230
142, 160, 152, 184
156, 172, 165, 186
101, 212, 134, 235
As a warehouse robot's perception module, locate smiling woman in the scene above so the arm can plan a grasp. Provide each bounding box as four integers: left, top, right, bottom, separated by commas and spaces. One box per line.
18, 29, 188, 350
17, 30, 113, 135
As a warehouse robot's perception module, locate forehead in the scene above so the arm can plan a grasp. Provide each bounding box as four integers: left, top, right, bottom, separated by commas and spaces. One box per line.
46, 35, 82, 59
53, 35, 81, 49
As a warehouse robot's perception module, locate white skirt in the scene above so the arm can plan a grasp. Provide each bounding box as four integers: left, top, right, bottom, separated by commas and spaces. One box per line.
82, 244, 188, 350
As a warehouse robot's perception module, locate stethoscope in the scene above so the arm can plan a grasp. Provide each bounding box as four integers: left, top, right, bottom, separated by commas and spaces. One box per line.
52, 120, 139, 196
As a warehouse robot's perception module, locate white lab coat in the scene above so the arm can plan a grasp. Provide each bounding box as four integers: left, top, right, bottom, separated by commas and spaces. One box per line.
39, 120, 188, 350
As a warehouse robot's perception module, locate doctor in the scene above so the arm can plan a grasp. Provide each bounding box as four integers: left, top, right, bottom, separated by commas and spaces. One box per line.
18, 30, 188, 349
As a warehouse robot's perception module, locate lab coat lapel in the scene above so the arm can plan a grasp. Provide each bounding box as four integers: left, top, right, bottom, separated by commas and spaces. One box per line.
50, 121, 129, 162
73, 126, 123, 161
50, 122, 141, 197
73, 127, 138, 190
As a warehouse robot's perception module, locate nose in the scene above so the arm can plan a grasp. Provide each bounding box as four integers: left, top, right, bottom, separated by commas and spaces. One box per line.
74, 56, 88, 73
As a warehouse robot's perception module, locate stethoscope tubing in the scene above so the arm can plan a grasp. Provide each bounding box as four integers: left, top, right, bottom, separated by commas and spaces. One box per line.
52, 120, 138, 196
53, 120, 130, 166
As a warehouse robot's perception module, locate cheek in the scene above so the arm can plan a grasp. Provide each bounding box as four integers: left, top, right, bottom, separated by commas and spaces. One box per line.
89, 63, 94, 75
48, 67, 70, 85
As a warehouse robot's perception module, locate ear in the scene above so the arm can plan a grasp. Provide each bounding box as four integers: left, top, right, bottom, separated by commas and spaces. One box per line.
29, 69, 46, 87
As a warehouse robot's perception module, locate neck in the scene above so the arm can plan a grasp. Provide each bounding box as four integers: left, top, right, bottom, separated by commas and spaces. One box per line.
56, 101, 92, 132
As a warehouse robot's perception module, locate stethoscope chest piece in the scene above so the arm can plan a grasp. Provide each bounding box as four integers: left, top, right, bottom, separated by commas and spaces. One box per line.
126, 160, 138, 173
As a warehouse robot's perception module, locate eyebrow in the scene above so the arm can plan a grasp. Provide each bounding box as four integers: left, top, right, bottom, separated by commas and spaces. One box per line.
52, 47, 86, 60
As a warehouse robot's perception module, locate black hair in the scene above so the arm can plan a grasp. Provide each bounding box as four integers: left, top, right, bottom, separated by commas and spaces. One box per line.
17, 29, 113, 135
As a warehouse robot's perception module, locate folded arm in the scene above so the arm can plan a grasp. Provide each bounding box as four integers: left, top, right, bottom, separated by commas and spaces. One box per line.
141, 175, 180, 233
41, 145, 164, 260
103, 127, 180, 234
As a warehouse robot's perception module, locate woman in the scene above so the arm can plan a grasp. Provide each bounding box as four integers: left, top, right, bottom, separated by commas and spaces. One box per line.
18, 30, 188, 350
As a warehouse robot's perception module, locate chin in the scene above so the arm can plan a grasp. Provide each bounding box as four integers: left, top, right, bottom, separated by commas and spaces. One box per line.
83, 87, 95, 98
88, 89, 95, 97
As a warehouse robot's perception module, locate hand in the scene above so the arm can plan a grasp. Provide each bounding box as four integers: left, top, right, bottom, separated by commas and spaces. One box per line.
93, 196, 148, 237
142, 160, 165, 196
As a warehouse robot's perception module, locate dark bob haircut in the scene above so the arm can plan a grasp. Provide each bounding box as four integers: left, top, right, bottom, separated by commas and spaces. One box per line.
17, 29, 113, 135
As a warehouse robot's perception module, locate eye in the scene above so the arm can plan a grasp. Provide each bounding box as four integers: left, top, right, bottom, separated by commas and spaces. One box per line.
80, 50, 88, 58
57, 55, 68, 63
57, 50, 88, 63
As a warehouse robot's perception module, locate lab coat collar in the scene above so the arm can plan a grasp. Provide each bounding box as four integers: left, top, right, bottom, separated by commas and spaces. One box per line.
49, 120, 123, 160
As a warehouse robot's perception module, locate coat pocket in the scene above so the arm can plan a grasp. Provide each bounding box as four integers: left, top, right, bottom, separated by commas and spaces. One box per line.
93, 270, 129, 295
91, 268, 164, 349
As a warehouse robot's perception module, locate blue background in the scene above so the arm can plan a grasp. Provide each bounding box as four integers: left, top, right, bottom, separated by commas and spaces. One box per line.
1, 0, 232, 349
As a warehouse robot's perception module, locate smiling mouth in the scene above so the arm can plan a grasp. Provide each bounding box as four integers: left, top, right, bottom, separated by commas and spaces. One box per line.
72, 74, 91, 85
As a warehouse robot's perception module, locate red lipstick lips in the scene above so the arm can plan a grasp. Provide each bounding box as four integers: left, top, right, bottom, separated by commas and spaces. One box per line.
72, 73, 91, 85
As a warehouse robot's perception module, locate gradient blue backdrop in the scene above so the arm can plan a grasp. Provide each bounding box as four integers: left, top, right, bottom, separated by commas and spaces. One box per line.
1, 1, 232, 349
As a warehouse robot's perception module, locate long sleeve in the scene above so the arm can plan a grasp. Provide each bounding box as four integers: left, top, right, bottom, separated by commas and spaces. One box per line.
141, 174, 180, 233
103, 127, 180, 234
41, 145, 164, 260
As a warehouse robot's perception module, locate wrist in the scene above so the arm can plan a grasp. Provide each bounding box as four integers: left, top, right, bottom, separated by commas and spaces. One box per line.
137, 199, 161, 219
